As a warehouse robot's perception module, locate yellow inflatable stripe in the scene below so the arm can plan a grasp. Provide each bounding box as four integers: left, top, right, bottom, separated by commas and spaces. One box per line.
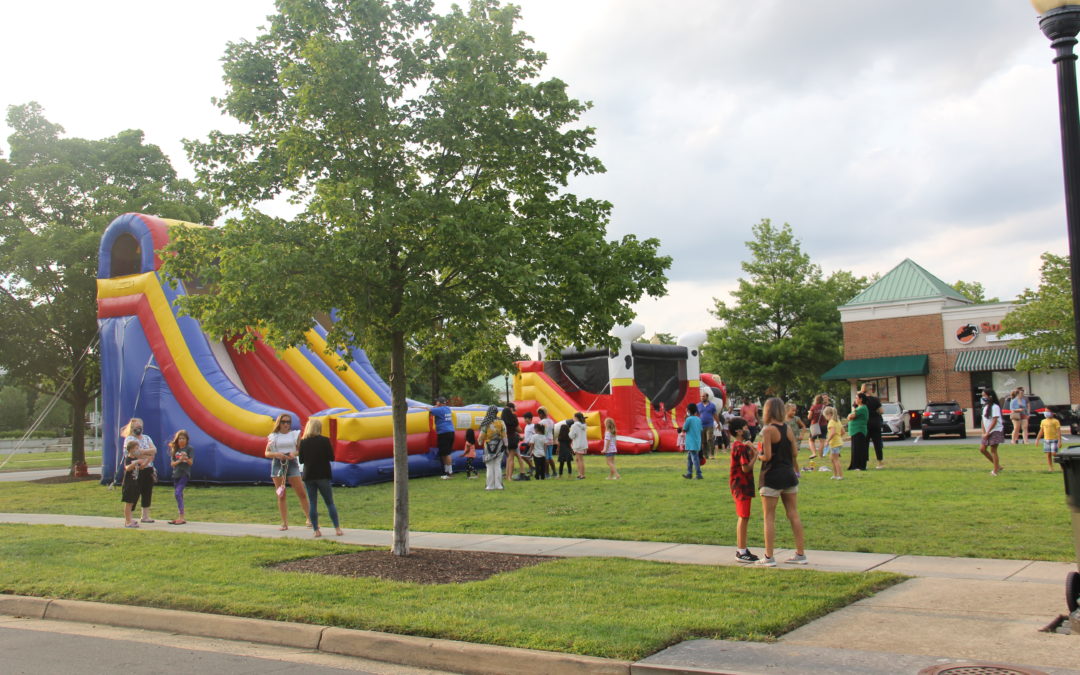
304, 330, 385, 408
331, 410, 429, 440
280, 345, 352, 409
98, 273, 274, 434
611, 378, 634, 387
643, 395, 659, 450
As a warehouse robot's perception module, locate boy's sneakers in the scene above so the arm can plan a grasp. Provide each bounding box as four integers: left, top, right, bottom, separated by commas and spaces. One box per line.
755, 556, 777, 567
735, 550, 760, 564
785, 553, 808, 565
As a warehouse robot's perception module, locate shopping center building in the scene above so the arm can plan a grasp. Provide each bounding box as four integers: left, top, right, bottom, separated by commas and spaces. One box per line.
821, 259, 1079, 422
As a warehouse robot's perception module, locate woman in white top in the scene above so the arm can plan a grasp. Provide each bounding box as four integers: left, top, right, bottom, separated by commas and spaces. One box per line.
978, 389, 1005, 476
265, 413, 311, 530
121, 417, 157, 523
568, 412, 589, 479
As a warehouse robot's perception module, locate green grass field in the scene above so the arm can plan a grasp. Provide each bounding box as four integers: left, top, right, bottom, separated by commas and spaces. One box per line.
0, 523, 900, 659
0, 450, 102, 472
0, 442, 1071, 560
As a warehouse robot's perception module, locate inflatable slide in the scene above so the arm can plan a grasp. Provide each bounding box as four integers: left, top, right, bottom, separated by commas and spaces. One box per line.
510, 325, 725, 453
98, 213, 486, 486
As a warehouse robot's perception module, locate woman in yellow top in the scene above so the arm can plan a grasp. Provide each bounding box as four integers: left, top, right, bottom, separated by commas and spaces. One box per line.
478, 405, 507, 491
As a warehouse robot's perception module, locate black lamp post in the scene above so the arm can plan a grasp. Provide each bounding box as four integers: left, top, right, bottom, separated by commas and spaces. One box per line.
1034, 0, 1080, 629
1033, 1, 1080, 381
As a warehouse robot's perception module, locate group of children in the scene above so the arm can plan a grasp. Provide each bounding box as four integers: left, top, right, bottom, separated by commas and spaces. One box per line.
461, 408, 621, 482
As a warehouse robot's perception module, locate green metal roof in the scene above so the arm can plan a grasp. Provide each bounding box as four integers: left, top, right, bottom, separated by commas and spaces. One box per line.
843, 259, 971, 307
821, 354, 929, 381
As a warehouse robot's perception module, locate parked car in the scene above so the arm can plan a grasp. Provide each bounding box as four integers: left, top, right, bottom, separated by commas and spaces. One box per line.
998, 395, 1078, 436
880, 402, 910, 439
921, 401, 966, 439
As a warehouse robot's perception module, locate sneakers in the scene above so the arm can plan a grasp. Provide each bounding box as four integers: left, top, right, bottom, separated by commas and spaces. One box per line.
785, 553, 808, 565
755, 556, 777, 567
682, 473, 692, 479
735, 550, 760, 564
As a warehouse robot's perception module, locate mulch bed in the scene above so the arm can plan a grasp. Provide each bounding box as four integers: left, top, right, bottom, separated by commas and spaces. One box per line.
31, 473, 101, 485
273, 548, 558, 584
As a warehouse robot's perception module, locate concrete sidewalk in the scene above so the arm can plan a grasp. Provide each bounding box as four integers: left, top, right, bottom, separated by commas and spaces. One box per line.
1, 513, 1077, 674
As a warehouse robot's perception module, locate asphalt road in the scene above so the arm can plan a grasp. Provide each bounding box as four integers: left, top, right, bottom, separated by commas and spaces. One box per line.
0, 617, 450, 675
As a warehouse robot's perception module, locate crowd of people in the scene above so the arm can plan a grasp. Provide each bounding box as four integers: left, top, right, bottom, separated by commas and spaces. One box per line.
119, 380, 1059, 562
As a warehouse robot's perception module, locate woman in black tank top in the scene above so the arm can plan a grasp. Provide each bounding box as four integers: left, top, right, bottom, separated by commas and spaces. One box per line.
757, 397, 807, 567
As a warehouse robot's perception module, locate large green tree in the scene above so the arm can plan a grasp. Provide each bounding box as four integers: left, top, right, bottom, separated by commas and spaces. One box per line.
999, 252, 1075, 372
702, 219, 866, 402
0, 103, 217, 472
163, 0, 669, 555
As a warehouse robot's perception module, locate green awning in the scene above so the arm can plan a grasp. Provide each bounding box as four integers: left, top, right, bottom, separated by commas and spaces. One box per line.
953, 348, 1019, 372
821, 355, 929, 381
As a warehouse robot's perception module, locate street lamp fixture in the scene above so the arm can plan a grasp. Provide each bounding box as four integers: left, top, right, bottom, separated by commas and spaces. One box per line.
1031, 0, 1080, 382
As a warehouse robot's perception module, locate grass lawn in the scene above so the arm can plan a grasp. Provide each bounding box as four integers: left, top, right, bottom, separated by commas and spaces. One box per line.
0, 451, 102, 472
0, 442, 1071, 560
0, 523, 900, 660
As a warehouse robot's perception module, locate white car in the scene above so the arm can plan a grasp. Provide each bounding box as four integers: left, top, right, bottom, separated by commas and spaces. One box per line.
880, 402, 911, 439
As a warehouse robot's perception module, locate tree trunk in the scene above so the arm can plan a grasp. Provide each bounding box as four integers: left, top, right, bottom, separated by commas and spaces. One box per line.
68, 369, 89, 477
390, 329, 410, 556
69, 394, 88, 477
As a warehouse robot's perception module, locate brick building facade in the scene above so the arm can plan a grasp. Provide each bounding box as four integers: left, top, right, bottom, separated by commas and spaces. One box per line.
823, 259, 1078, 419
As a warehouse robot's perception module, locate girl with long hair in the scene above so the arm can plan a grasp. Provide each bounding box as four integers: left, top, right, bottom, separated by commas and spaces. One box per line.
979, 389, 1005, 475
265, 413, 311, 530
167, 430, 193, 525
756, 397, 807, 567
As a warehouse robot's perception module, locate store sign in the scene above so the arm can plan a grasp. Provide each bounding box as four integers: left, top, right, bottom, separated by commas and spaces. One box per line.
955, 323, 978, 345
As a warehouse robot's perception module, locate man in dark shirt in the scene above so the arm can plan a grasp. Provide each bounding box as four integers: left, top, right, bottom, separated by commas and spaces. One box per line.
860, 383, 884, 468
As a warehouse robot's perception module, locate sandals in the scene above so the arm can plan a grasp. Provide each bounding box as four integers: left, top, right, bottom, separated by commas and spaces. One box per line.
167, 520, 186, 525
278, 525, 288, 531
124, 522, 139, 528
140, 518, 155, 523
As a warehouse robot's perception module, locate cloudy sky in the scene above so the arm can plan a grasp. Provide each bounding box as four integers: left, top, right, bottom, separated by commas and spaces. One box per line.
1, 0, 1070, 340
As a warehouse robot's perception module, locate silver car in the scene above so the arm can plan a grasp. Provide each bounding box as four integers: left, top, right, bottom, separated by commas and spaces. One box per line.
880, 402, 911, 439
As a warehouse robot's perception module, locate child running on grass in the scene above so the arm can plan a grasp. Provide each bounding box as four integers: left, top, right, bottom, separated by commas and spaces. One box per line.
1035, 410, 1062, 472
602, 417, 621, 479
823, 406, 844, 480
728, 418, 759, 563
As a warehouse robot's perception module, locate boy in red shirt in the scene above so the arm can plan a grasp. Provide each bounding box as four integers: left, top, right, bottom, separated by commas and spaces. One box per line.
729, 418, 759, 563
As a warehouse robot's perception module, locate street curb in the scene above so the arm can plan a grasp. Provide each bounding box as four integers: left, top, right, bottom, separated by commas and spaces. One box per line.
43, 598, 324, 649
320, 626, 631, 674
1, 594, 665, 675
0, 594, 50, 620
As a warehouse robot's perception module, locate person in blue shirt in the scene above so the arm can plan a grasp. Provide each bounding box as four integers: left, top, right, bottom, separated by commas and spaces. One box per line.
430, 395, 456, 479
683, 403, 704, 479
699, 390, 719, 458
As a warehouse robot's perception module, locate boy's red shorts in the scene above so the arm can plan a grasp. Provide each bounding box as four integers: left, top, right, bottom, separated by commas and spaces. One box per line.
734, 497, 752, 518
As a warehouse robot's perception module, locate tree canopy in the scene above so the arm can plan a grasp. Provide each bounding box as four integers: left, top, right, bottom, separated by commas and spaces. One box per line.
702, 219, 866, 403
163, 0, 669, 554
0, 103, 217, 469
951, 280, 999, 304
999, 252, 1076, 372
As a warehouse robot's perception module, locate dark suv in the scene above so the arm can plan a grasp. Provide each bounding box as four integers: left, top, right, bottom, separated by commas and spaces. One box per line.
921, 401, 966, 439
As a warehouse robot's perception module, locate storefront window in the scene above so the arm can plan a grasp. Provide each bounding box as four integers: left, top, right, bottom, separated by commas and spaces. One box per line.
857, 378, 891, 402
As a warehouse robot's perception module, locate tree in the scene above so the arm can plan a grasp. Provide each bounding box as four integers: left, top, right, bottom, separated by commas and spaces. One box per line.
702, 220, 866, 402
999, 253, 1075, 372
951, 280, 999, 304
643, 332, 676, 345
0, 103, 218, 473
163, 0, 670, 556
